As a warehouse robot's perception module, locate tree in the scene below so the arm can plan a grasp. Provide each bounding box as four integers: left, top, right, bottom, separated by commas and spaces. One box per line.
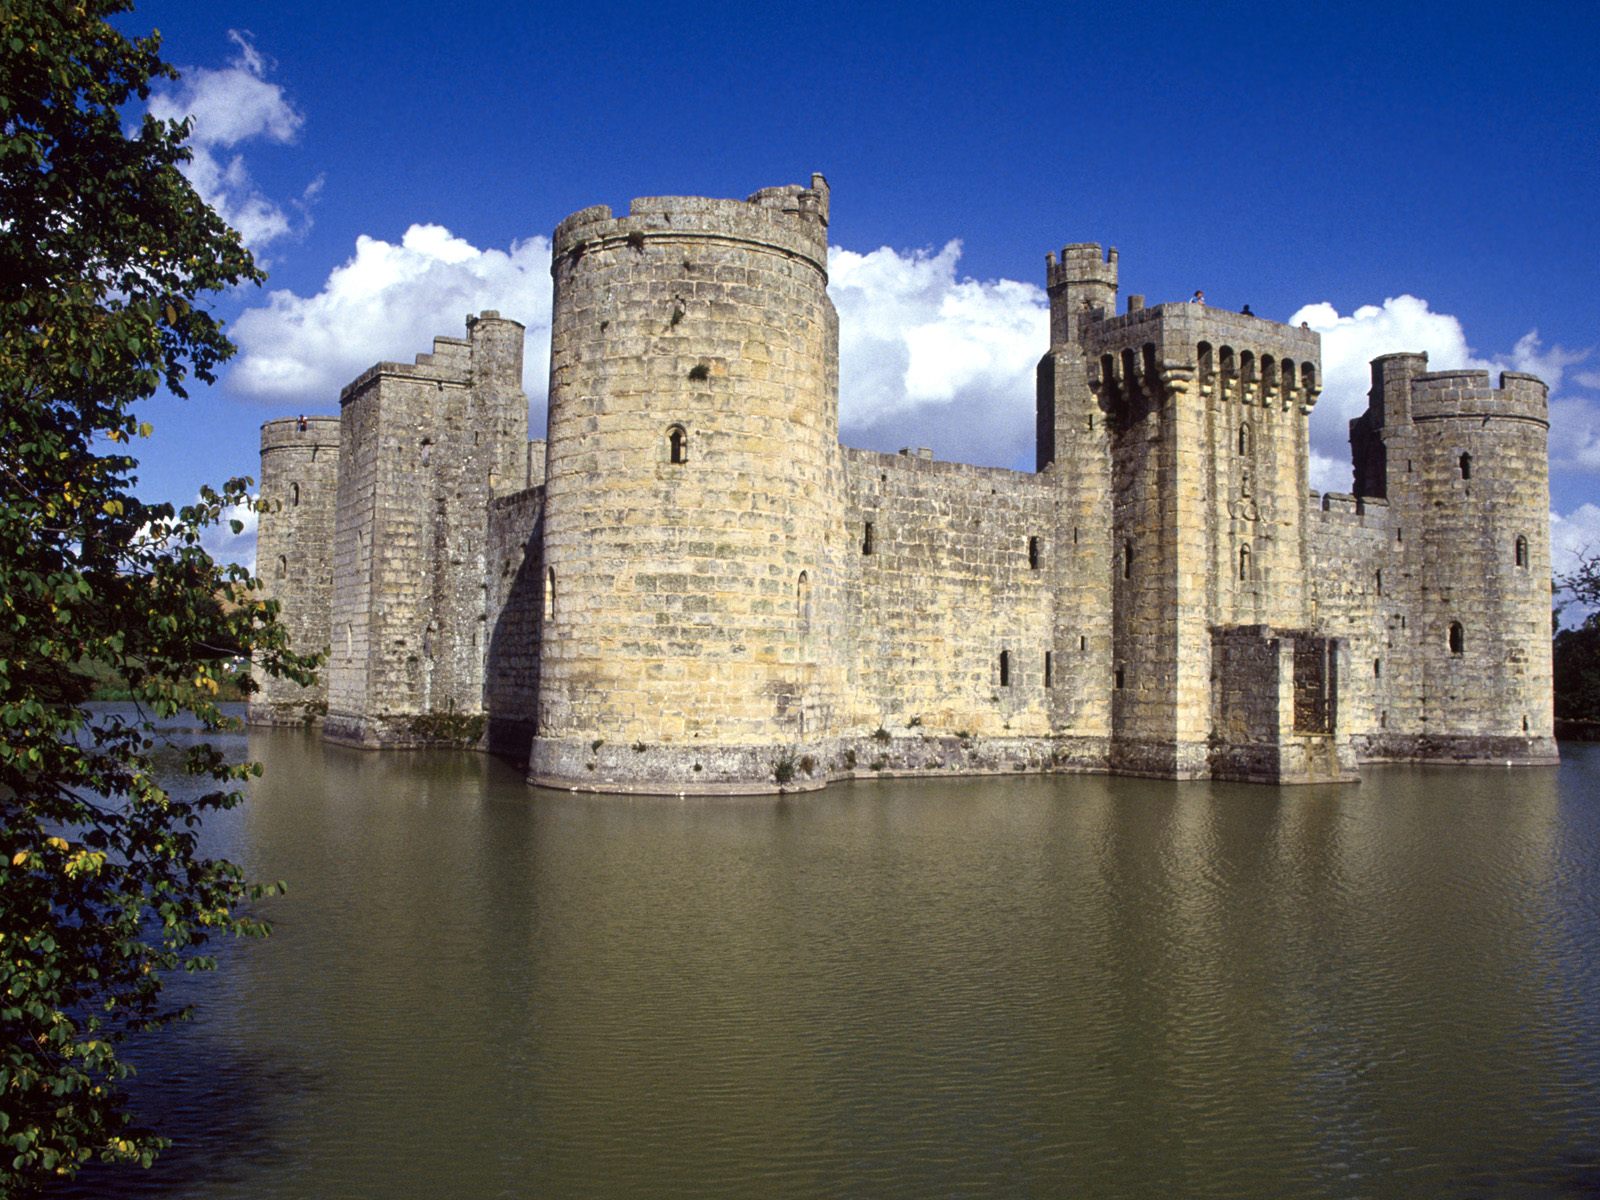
1555, 550, 1600, 726
0, 2, 315, 1189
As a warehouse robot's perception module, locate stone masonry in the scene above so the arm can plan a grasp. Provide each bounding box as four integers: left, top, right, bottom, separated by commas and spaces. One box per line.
249, 176, 1557, 792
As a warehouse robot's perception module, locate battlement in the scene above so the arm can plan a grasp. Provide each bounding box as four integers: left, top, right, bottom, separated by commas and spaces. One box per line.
1408, 369, 1549, 425
339, 311, 523, 403
551, 174, 830, 273
1309, 490, 1393, 530
1083, 302, 1322, 407
1045, 243, 1118, 290
260, 415, 341, 453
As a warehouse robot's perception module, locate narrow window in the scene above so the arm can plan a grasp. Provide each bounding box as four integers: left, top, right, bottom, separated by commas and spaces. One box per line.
1448, 621, 1464, 655
1375, 568, 1383, 596
1523, 714, 1529, 733
276, 554, 287, 579
1380, 710, 1388, 729
1300, 363, 1316, 391
290, 481, 300, 507
1459, 452, 1472, 481
544, 567, 556, 621
1079, 635, 1087, 652
1044, 651, 1053, 688
1238, 544, 1251, 581
1238, 422, 1251, 457
797, 570, 811, 633
1197, 342, 1214, 384
1115, 665, 1125, 690
1028, 536, 1040, 569
862, 521, 874, 555
1515, 535, 1528, 569
1281, 358, 1295, 391
1123, 540, 1133, 579
1374, 658, 1382, 679
668, 425, 688, 465
999, 650, 1011, 687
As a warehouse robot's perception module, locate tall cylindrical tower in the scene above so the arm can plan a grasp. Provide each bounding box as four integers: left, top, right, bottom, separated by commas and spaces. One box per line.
529, 175, 847, 793
1405, 369, 1556, 759
249, 415, 341, 725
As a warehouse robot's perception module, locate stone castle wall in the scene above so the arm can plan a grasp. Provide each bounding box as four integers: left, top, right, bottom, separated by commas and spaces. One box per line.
251, 177, 1557, 793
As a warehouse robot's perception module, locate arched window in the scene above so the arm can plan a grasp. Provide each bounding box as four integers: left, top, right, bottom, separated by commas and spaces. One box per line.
1515, 535, 1529, 568
1459, 452, 1472, 481
1197, 342, 1214, 385
797, 570, 811, 633
1448, 621, 1464, 655
1123, 540, 1133, 579
1261, 354, 1276, 391
1281, 358, 1295, 391
290, 481, 300, 507
1141, 342, 1158, 382
1238, 422, 1251, 457
1300, 363, 1316, 391
276, 554, 287, 579
1240, 350, 1256, 383
999, 650, 1011, 687
1028, 536, 1040, 569
1238, 544, 1251, 581
668, 425, 688, 465
544, 568, 555, 622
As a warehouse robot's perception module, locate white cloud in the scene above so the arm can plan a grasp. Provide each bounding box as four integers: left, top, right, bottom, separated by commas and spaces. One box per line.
147, 31, 306, 250
829, 241, 1048, 467
1293, 296, 1596, 489
1290, 295, 1487, 471
201, 500, 259, 573
229, 225, 553, 411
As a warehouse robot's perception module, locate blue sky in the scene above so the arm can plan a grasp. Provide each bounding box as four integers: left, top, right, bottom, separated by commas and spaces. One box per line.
118, 1, 1600, 582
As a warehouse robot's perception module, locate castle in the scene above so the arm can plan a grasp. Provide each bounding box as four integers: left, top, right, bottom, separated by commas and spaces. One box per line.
248, 175, 1557, 792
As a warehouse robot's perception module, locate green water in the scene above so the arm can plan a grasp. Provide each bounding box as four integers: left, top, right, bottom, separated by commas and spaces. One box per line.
68, 710, 1600, 1198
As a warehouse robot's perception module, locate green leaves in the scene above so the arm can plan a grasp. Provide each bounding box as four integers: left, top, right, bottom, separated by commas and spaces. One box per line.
0, 1, 318, 1191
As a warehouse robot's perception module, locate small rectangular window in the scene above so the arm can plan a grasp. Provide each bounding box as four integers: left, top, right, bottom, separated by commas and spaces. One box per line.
1044, 651, 1053, 688
862, 521, 874, 555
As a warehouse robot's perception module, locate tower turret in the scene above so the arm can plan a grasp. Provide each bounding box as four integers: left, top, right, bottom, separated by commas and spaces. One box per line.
530, 175, 847, 793
1379, 368, 1555, 759
1045, 243, 1119, 346
250, 415, 341, 725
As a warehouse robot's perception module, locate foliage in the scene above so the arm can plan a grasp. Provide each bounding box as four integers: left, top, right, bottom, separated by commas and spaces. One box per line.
1554, 551, 1600, 727
1554, 546, 1600, 725
0, 1, 315, 1190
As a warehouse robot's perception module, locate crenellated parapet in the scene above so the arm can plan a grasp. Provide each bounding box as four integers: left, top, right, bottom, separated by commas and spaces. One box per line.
1078, 301, 1322, 415
551, 173, 830, 276
1407, 368, 1550, 426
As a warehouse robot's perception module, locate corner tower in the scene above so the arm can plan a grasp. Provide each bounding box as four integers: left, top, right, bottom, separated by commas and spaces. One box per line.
1357, 361, 1556, 761
250, 416, 341, 725
530, 176, 847, 793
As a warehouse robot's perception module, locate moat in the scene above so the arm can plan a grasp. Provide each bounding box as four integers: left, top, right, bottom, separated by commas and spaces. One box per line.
73, 708, 1600, 1199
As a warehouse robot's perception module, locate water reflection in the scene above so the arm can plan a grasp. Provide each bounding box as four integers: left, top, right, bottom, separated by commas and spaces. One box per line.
66, 721, 1600, 1199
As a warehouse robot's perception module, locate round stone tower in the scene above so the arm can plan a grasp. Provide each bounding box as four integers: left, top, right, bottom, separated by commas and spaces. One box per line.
249, 415, 341, 725
529, 175, 847, 793
1403, 368, 1556, 759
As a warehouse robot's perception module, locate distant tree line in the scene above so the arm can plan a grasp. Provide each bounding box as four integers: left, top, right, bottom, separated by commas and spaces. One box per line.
1555, 551, 1600, 739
